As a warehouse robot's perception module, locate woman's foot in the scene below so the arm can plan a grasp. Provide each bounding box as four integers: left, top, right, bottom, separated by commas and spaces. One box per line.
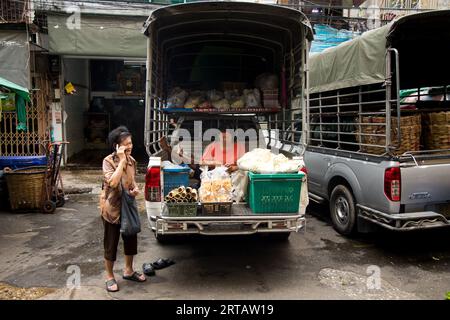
105, 278, 119, 292
123, 269, 146, 282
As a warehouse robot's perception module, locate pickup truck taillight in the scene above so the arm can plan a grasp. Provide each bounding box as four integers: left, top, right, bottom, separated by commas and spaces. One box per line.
384, 167, 401, 201
145, 166, 161, 202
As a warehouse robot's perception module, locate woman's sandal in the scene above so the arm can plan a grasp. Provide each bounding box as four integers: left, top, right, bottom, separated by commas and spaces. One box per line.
142, 263, 156, 276
122, 271, 146, 282
151, 258, 175, 270
105, 279, 119, 292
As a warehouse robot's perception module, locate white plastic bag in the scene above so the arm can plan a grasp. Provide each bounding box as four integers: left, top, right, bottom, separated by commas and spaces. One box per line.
199, 166, 232, 203
231, 170, 249, 203
237, 148, 302, 173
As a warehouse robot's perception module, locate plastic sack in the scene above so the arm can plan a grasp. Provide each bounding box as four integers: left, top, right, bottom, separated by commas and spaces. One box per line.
207, 89, 224, 102
231, 170, 249, 203
243, 89, 261, 108
120, 185, 141, 236
199, 166, 232, 203
237, 148, 302, 173
167, 87, 188, 108
299, 176, 309, 216
231, 97, 245, 109
224, 89, 240, 101
212, 98, 230, 110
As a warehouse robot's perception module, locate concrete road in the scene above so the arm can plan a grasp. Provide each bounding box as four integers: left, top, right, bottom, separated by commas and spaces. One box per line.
0, 190, 449, 300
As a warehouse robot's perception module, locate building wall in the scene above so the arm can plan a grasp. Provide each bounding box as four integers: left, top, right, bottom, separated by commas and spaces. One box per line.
62, 58, 89, 159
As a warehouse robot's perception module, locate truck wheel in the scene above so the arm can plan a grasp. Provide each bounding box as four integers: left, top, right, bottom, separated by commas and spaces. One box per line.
329, 184, 357, 235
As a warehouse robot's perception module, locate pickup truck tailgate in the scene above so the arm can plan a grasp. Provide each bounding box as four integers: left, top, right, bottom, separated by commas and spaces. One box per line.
401, 162, 450, 205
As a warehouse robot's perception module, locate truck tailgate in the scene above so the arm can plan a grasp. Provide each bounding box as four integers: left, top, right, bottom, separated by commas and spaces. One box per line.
401, 162, 450, 205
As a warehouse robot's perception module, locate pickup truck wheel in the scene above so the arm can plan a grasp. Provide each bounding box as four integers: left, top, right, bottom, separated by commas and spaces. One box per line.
330, 185, 357, 235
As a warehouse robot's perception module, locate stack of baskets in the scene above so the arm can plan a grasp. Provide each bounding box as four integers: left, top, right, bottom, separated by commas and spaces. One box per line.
359, 114, 421, 155
422, 111, 450, 150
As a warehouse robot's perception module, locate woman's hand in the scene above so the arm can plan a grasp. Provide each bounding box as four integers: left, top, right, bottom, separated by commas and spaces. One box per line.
116, 145, 127, 162
129, 186, 140, 197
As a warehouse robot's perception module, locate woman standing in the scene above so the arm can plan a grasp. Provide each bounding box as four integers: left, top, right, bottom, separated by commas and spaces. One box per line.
100, 126, 146, 292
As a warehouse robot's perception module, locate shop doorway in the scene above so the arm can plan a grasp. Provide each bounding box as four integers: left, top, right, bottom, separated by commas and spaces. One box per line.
64, 58, 146, 167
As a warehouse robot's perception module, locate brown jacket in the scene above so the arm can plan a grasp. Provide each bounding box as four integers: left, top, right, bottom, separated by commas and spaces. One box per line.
100, 153, 137, 224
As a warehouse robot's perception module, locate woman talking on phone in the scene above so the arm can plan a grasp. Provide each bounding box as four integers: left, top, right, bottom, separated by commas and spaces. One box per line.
100, 126, 146, 292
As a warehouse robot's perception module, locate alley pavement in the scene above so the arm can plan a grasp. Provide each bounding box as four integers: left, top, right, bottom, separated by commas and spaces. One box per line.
0, 170, 449, 300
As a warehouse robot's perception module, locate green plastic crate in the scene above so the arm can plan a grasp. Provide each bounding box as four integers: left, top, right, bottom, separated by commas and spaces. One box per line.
248, 172, 304, 214
165, 203, 198, 217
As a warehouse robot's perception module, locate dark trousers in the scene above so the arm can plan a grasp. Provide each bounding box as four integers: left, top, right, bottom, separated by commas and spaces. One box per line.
102, 217, 137, 262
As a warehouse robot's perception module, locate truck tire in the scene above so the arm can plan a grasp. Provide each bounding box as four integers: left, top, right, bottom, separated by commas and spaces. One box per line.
329, 184, 357, 235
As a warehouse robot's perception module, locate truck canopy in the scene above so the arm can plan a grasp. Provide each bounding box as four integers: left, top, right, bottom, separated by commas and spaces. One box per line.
143, 1, 313, 92
309, 10, 450, 94
142, 2, 313, 156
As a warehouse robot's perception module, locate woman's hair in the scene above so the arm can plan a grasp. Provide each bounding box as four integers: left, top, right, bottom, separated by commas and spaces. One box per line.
108, 126, 132, 151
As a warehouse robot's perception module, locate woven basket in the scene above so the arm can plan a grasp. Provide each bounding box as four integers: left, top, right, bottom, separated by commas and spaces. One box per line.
4, 166, 47, 211
422, 111, 450, 150
358, 114, 421, 155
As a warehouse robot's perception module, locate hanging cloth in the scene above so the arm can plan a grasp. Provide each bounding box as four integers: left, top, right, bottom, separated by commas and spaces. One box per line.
16, 95, 27, 132
0, 76, 30, 132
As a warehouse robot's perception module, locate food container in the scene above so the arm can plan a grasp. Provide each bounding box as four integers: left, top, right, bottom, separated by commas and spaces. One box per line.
162, 165, 190, 196
200, 202, 233, 216
247, 172, 304, 214
164, 202, 198, 217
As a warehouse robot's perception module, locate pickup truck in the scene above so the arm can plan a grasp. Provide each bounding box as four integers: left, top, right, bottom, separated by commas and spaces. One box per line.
141, 2, 313, 241
305, 10, 450, 234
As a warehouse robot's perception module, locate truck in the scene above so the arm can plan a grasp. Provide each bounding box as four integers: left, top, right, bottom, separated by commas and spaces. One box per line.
304, 10, 450, 235
141, 2, 313, 241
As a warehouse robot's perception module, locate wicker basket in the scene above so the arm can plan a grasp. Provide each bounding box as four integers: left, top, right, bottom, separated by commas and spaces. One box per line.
422, 111, 450, 150
4, 166, 47, 211
358, 114, 421, 155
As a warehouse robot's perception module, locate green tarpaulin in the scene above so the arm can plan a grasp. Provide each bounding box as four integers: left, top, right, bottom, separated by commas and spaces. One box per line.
47, 14, 147, 58
308, 10, 450, 94
308, 24, 390, 94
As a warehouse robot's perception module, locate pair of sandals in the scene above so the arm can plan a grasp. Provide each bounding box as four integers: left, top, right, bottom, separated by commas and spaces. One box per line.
106, 259, 175, 292
106, 271, 146, 293
142, 258, 176, 276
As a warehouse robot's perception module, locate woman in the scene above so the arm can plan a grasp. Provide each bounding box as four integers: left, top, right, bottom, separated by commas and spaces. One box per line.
100, 126, 146, 292
200, 124, 246, 172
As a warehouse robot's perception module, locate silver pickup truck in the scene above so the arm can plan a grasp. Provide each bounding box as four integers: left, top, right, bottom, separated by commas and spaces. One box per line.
304, 10, 450, 234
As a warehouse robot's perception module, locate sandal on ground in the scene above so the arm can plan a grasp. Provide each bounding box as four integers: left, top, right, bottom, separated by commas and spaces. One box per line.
151, 258, 175, 270
122, 271, 146, 282
105, 279, 119, 292
142, 263, 156, 276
